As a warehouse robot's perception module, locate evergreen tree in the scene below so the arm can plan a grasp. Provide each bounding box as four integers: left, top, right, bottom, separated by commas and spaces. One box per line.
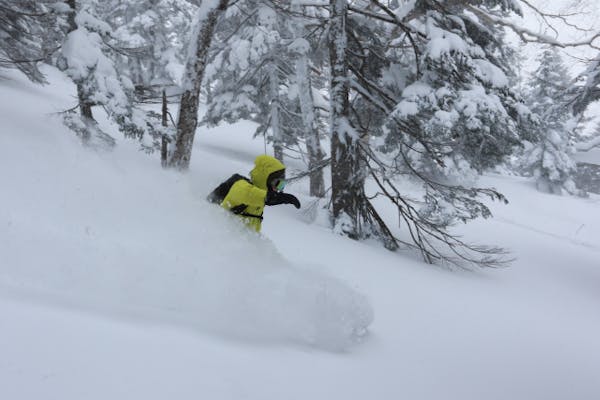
203, 1, 296, 161
99, 0, 195, 157
107, 0, 194, 93
204, 1, 327, 196
321, 0, 525, 266
571, 53, 600, 152
523, 46, 581, 195
572, 53, 600, 117
58, 0, 166, 149
385, 1, 523, 180
0, 1, 63, 83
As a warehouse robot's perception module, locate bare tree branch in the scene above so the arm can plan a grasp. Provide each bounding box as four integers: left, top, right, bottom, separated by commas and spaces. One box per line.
519, 0, 595, 34
466, 4, 600, 50
575, 135, 600, 151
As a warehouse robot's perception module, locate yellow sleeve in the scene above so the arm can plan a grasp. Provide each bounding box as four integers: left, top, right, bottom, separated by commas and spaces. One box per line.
221, 180, 267, 209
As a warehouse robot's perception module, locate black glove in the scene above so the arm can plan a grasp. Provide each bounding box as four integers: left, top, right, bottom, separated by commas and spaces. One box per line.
266, 191, 301, 209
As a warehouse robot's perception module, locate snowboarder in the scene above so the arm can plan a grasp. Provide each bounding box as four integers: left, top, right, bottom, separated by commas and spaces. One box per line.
207, 155, 301, 232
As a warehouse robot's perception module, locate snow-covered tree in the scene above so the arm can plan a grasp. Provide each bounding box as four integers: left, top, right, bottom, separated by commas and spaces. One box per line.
59, 0, 125, 146
571, 54, 600, 152
0, 1, 64, 83
287, 4, 327, 197
522, 47, 581, 195
318, 0, 526, 266
203, 2, 296, 161
386, 3, 523, 179
204, 1, 327, 196
170, 0, 229, 170
328, 0, 364, 239
97, 0, 195, 159
107, 0, 194, 93
58, 0, 169, 149
572, 54, 600, 117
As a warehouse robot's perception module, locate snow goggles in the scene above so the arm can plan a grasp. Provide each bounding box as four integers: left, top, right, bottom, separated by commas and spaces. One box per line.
272, 178, 286, 191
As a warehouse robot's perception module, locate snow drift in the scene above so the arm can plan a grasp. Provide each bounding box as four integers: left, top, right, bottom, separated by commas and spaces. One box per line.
0, 67, 372, 350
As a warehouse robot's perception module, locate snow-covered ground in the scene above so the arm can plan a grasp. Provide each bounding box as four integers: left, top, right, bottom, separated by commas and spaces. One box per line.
574, 148, 600, 164
1, 67, 599, 400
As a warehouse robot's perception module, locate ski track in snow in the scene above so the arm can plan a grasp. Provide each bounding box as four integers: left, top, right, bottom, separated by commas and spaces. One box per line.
198, 141, 261, 165
495, 216, 600, 252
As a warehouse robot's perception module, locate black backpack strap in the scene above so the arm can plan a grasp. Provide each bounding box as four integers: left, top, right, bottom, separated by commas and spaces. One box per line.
208, 174, 263, 220
230, 204, 263, 220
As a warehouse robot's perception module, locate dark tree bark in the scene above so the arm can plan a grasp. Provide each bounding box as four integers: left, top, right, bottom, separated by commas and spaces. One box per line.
0, 1, 51, 83
306, 128, 326, 198
329, 0, 365, 238
66, 0, 93, 142
170, 0, 229, 170
268, 60, 284, 162
161, 89, 169, 167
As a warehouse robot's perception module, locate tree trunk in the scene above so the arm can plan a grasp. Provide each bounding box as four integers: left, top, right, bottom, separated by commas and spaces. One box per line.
329, 0, 362, 237
170, 0, 229, 170
298, 54, 325, 197
269, 60, 284, 161
293, 5, 325, 198
76, 83, 93, 119
161, 89, 169, 168
66, 0, 93, 142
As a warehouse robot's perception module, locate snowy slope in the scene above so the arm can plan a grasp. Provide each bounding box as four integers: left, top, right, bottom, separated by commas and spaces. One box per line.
575, 148, 600, 164
1, 67, 600, 400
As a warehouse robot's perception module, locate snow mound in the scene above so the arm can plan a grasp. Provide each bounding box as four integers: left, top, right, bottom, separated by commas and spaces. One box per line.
121, 247, 375, 350
0, 67, 372, 351
1, 222, 372, 351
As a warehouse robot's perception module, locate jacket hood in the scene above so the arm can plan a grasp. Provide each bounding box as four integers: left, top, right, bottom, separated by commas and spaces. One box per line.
250, 155, 285, 190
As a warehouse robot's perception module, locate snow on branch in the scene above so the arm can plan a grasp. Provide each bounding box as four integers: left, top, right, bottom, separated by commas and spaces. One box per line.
290, 0, 329, 6
575, 135, 600, 152
466, 4, 600, 50
519, 0, 595, 35
348, 1, 423, 77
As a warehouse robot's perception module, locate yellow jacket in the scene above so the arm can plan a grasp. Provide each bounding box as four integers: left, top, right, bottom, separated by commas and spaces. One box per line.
221, 155, 285, 232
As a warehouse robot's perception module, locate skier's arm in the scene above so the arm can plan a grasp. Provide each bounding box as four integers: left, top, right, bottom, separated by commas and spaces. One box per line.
265, 191, 301, 209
